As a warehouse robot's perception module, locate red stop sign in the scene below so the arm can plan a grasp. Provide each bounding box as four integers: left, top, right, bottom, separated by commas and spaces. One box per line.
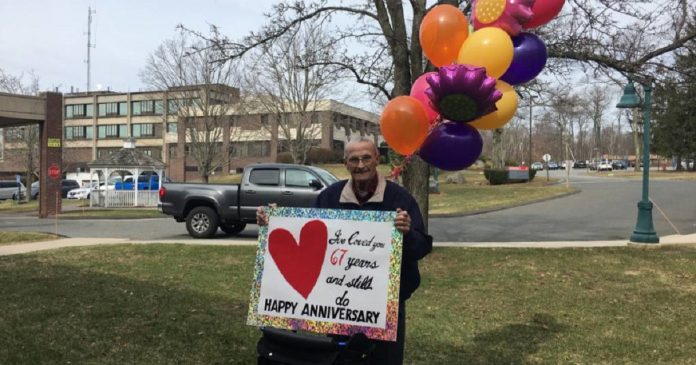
48, 164, 61, 180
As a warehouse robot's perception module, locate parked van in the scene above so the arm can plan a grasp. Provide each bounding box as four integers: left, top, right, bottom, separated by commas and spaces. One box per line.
0, 180, 27, 200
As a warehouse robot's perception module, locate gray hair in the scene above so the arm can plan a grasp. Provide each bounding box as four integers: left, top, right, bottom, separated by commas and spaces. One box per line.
344, 137, 379, 158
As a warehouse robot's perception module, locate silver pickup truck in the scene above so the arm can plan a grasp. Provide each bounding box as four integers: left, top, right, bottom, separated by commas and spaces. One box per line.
158, 163, 338, 238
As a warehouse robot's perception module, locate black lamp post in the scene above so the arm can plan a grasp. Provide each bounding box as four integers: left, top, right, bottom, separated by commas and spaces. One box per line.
616, 80, 659, 244
528, 95, 536, 181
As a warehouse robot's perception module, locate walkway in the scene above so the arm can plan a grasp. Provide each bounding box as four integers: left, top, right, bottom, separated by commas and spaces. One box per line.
1, 234, 695, 256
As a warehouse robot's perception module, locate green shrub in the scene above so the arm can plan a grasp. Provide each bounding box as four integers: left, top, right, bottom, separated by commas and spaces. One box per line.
484, 168, 536, 184
484, 168, 508, 185
305, 148, 334, 164
276, 152, 294, 164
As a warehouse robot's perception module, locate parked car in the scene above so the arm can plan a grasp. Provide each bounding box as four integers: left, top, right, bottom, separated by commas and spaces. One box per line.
547, 161, 559, 170
573, 160, 588, 168
66, 182, 103, 199
0, 180, 26, 200
588, 160, 599, 170
531, 162, 544, 171
611, 160, 627, 170
158, 163, 338, 238
30, 179, 80, 199
598, 160, 613, 171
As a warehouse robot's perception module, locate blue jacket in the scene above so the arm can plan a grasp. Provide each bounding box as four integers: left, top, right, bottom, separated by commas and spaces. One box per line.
315, 178, 432, 301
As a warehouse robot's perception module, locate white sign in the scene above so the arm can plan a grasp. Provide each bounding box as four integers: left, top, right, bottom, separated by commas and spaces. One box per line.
542, 153, 551, 162
248, 207, 402, 341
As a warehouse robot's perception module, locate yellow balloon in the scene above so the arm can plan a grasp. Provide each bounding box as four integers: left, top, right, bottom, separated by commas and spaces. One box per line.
456, 27, 513, 78
468, 81, 518, 130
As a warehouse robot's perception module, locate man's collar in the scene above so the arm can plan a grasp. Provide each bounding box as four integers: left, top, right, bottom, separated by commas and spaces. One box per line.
340, 173, 386, 205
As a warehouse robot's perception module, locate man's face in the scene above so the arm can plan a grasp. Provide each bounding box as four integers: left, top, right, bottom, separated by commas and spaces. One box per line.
345, 142, 378, 183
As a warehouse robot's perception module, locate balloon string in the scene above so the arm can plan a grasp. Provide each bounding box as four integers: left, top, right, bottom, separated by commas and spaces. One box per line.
387, 154, 413, 181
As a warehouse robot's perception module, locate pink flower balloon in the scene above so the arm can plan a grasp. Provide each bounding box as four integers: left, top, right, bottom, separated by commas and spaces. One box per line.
410, 72, 440, 124
473, 0, 535, 36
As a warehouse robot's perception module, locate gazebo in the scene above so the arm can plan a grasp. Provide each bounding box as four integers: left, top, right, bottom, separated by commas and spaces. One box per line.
87, 139, 165, 208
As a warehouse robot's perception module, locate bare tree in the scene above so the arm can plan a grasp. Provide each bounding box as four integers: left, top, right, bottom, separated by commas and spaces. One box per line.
543, 0, 696, 81
0, 68, 40, 201
181, 0, 468, 224
542, 0, 696, 170
241, 22, 341, 164
583, 86, 611, 163
182, 0, 695, 222
140, 33, 242, 183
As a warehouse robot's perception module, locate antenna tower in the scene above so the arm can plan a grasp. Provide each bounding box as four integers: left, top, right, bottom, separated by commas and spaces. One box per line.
85, 6, 97, 92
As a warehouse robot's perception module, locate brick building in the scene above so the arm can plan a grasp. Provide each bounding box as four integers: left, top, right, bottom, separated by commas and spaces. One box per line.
0, 84, 380, 182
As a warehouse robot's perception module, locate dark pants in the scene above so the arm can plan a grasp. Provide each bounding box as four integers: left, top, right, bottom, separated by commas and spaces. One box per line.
369, 302, 406, 365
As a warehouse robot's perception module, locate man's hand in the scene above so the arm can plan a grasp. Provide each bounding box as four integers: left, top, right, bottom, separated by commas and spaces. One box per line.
256, 204, 277, 226
394, 208, 411, 234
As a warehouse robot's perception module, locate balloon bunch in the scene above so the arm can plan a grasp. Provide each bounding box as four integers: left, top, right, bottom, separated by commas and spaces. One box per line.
380, 0, 564, 171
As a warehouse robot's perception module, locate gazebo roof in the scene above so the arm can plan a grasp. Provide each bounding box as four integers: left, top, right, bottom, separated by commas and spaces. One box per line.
88, 147, 165, 169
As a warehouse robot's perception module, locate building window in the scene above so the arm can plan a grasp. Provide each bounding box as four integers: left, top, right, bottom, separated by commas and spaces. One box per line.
132, 123, 155, 137
140, 148, 162, 159
5, 127, 25, 141
64, 126, 93, 140
97, 124, 124, 139
229, 141, 270, 158
132, 100, 163, 116
167, 122, 178, 134
65, 104, 93, 119
168, 100, 180, 114
97, 148, 119, 158
168, 143, 177, 159
97, 102, 128, 117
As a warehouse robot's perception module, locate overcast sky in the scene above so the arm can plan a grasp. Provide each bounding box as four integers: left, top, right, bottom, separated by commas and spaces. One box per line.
0, 1, 284, 93
1, 0, 626, 117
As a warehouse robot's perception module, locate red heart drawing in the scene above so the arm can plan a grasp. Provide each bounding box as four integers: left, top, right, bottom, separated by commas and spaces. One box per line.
268, 220, 328, 299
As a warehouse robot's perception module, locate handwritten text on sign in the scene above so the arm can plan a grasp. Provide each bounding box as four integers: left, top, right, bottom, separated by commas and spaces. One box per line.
247, 207, 402, 341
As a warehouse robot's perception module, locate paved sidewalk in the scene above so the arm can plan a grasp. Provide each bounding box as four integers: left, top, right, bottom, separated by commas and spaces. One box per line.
1, 234, 694, 256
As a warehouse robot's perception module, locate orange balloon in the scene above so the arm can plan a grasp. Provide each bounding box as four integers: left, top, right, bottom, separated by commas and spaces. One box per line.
380, 96, 430, 155
468, 81, 518, 130
419, 4, 470, 67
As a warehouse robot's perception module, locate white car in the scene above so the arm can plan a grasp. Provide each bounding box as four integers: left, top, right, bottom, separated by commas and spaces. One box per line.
598, 160, 613, 171
66, 182, 103, 199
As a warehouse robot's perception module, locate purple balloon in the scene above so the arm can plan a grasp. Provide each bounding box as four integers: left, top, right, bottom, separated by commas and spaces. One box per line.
500, 32, 548, 85
419, 122, 483, 171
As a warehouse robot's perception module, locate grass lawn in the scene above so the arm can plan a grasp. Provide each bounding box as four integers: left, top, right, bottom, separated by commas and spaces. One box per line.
58, 208, 167, 219
429, 171, 574, 215
2, 244, 696, 364
0, 198, 83, 214
0, 231, 59, 245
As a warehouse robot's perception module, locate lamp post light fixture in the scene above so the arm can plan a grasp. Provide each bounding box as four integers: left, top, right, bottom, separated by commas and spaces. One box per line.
616, 80, 659, 244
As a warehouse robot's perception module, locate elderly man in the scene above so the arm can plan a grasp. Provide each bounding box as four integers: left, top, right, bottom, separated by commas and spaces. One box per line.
257, 137, 432, 364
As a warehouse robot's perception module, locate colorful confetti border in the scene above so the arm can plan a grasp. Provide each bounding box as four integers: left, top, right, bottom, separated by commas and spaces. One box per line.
246, 207, 403, 341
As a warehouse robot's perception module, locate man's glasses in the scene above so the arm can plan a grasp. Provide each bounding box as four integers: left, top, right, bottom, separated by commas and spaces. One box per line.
346, 154, 374, 166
